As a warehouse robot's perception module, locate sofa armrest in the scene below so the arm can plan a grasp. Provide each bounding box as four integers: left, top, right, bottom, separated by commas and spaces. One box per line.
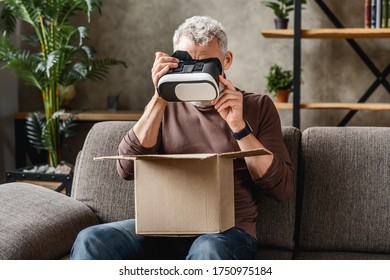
0, 182, 100, 259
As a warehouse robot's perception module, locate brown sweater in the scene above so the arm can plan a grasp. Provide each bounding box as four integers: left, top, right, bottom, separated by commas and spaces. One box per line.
117, 92, 295, 238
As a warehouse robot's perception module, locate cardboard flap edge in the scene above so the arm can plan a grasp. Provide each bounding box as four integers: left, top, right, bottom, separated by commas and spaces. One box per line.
93, 155, 136, 161
94, 154, 217, 161
94, 150, 270, 161
219, 148, 272, 159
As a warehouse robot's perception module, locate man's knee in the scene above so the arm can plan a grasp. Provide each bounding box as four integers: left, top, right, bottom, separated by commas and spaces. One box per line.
70, 225, 105, 259
186, 234, 229, 260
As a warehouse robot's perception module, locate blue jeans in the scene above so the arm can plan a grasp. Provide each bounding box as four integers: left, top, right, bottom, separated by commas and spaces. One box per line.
70, 219, 257, 260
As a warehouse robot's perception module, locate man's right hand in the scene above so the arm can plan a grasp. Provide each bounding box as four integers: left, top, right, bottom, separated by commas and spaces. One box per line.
132, 52, 179, 148
151, 51, 180, 94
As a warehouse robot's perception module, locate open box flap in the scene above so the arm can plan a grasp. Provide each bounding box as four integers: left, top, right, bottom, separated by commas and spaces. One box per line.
94, 148, 271, 162
94, 154, 217, 161
218, 148, 272, 159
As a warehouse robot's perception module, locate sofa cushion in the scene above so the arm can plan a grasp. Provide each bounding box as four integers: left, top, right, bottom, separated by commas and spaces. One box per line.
299, 127, 390, 254
0, 183, 99, 259
294, 251, 390, 260
256, 248, 294, 260
256, 126, 301, 257
72, 121, 136, 223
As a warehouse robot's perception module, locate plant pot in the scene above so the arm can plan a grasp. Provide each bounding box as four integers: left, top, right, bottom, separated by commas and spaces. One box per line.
276, 89, 291, 102
274, 18, 289, 29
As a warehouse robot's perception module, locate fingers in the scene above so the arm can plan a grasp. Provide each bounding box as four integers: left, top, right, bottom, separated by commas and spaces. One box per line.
152, 65, 170, 89
151, 52, 180, 88
219, 75, 235, 91
212, 76, 241, 108
212, 89, 242, 111
152, 52, 179, 70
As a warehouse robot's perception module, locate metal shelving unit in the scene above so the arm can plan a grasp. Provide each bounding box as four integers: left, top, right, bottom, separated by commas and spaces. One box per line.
262, 0, 390, 128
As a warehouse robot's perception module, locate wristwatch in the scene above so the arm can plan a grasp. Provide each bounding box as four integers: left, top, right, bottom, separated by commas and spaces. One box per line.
232, 121, 253, 140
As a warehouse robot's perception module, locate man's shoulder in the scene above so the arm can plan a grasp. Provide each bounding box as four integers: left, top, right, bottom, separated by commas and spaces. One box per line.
240, 90, 279, 125
241, 91, 273, 107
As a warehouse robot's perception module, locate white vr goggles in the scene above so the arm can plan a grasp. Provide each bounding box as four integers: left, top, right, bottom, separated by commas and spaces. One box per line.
157, 51, 223, 102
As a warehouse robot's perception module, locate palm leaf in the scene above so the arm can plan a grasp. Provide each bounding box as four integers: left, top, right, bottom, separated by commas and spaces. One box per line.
45, 50, 60, 78
4, 0, 40, 27
71, 61, 89, 79
55, 24, 80, 47
19, 34, 40, 47
41, 118, 54, 151
26, 112, 46, 150
1, 38, 44, 89
0, 3, 17, 34
86, 58, 127, 80
80, 0, 103, 21
77, 26, 89, 46
60, 111, 80, 138
80, 45, 95, 60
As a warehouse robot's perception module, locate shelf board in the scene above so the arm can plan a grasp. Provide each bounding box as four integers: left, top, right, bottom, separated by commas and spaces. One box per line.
72, 110, 143, 121
274, 102, 390, 110
261, 28, 390, 39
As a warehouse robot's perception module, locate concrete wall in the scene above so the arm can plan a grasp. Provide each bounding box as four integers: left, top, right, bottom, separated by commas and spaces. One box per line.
15, 0, 390, 130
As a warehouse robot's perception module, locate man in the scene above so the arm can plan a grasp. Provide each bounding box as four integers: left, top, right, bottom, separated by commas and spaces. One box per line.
71, 15, 294, 260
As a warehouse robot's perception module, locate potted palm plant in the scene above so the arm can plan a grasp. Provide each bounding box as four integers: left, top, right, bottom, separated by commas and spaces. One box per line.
262, 0, 307, 29
265, 64, 295, 102
0, 0, 126, 168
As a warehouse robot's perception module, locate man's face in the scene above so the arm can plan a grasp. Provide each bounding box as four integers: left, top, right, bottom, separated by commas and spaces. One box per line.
173, 36, 233, 107
174, 37, 230, 71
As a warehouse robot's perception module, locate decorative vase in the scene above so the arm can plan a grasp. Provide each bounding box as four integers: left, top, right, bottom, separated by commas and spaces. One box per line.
274, 18, 289, 29
276, 89, 291, 102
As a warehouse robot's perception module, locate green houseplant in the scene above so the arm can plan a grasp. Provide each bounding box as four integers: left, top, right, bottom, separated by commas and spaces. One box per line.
262, 0, 307, 29
0, 0, 126, 167
265, 64, 294, 102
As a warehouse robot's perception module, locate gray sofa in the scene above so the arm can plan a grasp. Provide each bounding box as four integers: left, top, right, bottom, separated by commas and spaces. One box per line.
1, 121, 390, 259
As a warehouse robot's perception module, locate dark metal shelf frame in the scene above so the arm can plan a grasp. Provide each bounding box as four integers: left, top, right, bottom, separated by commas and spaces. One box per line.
292, 0, 390, 128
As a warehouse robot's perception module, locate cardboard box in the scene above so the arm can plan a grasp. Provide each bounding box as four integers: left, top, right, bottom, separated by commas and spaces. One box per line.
95, 148, 271, 235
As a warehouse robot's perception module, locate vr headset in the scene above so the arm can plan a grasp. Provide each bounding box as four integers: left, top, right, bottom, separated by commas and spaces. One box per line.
157, 51, 223, 102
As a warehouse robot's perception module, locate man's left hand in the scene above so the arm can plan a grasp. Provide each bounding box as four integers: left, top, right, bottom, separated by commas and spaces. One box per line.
212, 75, 246, 132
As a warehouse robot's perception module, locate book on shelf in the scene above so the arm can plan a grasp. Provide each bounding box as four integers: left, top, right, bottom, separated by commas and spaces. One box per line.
376, 0, 382, 28
371, 0, 377, 28
366, 0, 389, 28
365, 0, 371, 28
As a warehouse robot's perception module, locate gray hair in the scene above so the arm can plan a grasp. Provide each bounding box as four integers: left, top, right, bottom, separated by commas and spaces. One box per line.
173, 16, 228, 56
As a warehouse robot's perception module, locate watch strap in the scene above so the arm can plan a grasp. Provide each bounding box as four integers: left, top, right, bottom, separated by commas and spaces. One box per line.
232, 121, 253, 140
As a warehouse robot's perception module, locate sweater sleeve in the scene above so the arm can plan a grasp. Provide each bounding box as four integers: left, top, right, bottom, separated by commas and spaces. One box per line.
250, 95, 295, 202
253, 154, 295, 202
116, 128, 159, 180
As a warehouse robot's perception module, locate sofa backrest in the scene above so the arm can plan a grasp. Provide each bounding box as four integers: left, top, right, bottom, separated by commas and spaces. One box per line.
298, 127, 390, 255
256, 126, 301, 259
72, 121, 136, 223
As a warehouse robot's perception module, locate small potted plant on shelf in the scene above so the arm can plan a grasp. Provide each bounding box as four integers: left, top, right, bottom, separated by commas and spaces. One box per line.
0, 0, 127, 170
262, 0, 307, 29
265, 64, 295, 102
